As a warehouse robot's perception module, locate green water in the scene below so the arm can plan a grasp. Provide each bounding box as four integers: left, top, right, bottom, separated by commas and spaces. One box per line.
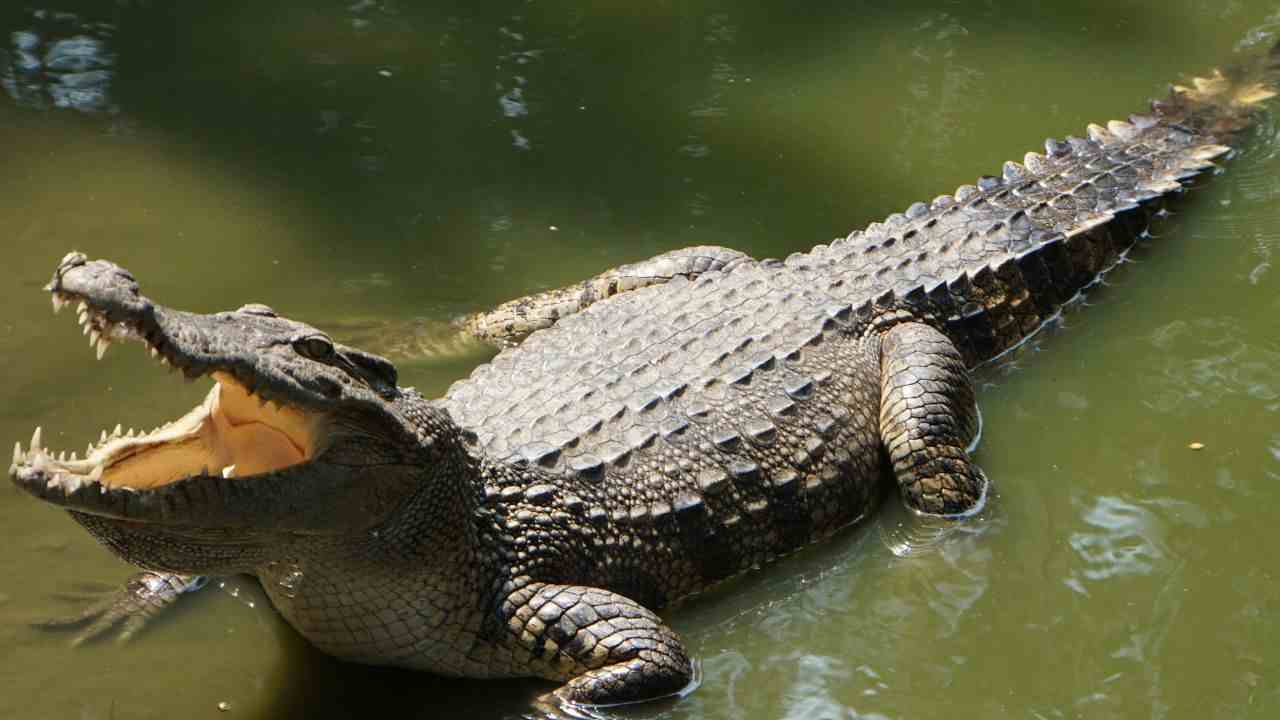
2, 1, 1279, 718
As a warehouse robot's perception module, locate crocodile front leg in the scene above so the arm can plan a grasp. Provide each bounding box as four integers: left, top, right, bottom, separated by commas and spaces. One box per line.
878, 322, 988, 516
501, 582, 693, 707
459, 245, 754, 345
34, 571, 206, 645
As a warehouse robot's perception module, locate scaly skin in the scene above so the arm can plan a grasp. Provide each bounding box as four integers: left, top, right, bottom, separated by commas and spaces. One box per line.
455, 245, 755, 345
9, 46, 1279, 709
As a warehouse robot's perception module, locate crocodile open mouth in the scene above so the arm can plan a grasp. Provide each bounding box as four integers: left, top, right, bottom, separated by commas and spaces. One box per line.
9, 289, 323, 502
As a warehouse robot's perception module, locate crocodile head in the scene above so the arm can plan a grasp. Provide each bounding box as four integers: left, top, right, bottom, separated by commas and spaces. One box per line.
8, 252, 455, 574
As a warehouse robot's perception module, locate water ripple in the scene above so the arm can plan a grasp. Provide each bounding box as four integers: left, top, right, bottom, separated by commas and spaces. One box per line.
1065, 496, 1170, 594
776, 653, 857, 720
1143, 317, 1280, 415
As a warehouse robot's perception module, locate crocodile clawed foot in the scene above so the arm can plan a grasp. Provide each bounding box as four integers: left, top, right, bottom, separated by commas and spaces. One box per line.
32, 572, 206, 646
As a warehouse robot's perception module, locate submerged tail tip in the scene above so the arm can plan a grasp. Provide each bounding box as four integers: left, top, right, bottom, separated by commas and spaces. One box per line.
1173, 68, 1277, 109
1151, 38, 1280, 136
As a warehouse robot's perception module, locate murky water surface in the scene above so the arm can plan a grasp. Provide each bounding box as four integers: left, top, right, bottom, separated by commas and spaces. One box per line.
2, 1, 1279, 718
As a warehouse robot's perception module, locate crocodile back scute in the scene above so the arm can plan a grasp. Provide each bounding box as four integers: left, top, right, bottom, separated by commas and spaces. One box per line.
446, 117, 1233, 467
445, 260, 841, 466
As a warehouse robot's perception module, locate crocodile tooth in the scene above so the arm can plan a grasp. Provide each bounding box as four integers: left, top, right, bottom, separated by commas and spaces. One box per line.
113, 424, 122, 437
87, 464, 102, 483
58, 451, 66, 462
222, 465, 236, 478
100, 430, 108, 444
86, 443, 93, 456
149, 346, 159, 358
52, 294, 64, 314
71, 451, 79, 461
13, 441, 22, 466
126, 428, 136, 438
31, 426, 42, 452
77, 301, 87, 314
96, 338, 110, 361
82, 322, 92, 336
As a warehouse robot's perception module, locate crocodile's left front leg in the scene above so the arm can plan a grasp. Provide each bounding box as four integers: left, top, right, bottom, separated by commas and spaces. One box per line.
878, 322, 988, 516
501, 582, 693, 707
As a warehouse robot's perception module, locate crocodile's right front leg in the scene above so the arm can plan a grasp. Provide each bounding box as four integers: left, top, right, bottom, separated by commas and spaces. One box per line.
501, 582, 693, 708
35, 571, 206, 645
459, 245, 753, 345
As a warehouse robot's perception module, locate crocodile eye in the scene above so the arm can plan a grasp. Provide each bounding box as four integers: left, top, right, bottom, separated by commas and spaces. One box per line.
293, 335, 335, 361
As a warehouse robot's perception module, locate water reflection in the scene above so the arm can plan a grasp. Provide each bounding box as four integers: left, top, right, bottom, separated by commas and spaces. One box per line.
496, 17, 540, 151
894, 12, 982, 180
2, 9, 116, 113
1143, 317, 1280, 415
777, 653, 854, 720
877, 491, 995, 563
1066, 496, 1170, 593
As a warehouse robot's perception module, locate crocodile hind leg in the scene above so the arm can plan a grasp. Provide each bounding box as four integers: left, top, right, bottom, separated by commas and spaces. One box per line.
878, 322, 988, 516
34, 571, 206, 645
459, 245, 754, 345
502, 582, 693, 707
327, 247, 755, 361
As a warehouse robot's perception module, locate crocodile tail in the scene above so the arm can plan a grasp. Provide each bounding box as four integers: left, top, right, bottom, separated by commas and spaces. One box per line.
1148, 40, 1280, 141
889, 40, 1280, 368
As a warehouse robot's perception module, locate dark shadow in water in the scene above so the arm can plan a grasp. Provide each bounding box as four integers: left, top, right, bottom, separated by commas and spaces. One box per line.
270, 651, 548, 719
265, 618, 695, 719
1, 0, 1220, 270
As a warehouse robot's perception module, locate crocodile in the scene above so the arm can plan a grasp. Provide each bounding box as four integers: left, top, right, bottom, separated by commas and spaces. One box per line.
9, 45, 1280, 709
